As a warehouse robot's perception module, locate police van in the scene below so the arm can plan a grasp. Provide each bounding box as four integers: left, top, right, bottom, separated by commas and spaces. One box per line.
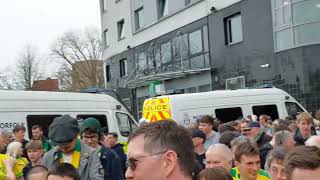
0, 90, 138, 142
142, 88, 307, 126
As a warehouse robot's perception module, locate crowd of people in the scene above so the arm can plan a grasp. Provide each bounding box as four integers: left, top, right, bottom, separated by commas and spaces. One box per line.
0, 111, 319, 180
0, 115, 127, 180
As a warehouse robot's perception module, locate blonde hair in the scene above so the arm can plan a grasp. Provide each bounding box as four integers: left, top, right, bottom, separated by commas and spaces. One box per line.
6, 141, 22, 157
297, 112, 313, 123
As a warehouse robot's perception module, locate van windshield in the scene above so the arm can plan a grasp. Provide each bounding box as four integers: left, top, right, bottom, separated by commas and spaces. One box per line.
285, 102, 304, 118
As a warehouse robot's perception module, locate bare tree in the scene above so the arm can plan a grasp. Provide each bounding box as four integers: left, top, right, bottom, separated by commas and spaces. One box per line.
51, 27, 104, 91
15, 45, 43, 90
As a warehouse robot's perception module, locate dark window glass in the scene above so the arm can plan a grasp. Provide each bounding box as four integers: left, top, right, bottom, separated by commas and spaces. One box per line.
215, 107, 243, 123
285, 102, 304, 118
106, 65, 111, 82
252, 104, 279, 120
120, 59, 127, 77
26, 115, 62, 138
116, 112, 138, 137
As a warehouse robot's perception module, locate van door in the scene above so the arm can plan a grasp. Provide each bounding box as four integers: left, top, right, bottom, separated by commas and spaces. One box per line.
214, 107, 244, 123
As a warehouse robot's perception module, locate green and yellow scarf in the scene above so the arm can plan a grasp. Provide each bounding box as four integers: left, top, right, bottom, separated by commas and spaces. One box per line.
58, 139, 81, 169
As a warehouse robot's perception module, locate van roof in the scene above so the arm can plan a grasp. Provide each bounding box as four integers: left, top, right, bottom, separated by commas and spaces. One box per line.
154, 88, 291, 101
0, 90, 123, 111
0, 90, 119, 102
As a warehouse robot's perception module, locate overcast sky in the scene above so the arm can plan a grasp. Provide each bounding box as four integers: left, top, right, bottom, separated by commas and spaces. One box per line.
0, 0, 100, 75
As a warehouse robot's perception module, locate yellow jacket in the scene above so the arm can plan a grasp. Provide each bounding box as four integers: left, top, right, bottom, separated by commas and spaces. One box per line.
0, 154, 28, 179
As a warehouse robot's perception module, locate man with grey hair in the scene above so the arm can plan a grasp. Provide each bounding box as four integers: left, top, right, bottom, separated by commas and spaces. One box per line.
205, 143, 233, 171
0, 130, 13, 153
261, 130, 296, 169
305, 136, 320, 148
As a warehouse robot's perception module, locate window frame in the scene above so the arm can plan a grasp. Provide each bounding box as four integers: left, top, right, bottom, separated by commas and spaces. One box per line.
135, 7, 144, 31
104, 29, 109, 48
224, 13, 243, 45
117, 19, 125, 40
102, 0, 108, 12
120, 58, 128, 78
158, 0, 169, 19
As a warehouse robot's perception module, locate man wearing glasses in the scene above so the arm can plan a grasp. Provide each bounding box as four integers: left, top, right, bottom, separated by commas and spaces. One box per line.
125, 120, 195, 180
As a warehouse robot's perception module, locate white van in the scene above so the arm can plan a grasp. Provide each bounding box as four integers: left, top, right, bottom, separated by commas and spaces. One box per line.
0, 90, 138, 143
142, 88, 307, 126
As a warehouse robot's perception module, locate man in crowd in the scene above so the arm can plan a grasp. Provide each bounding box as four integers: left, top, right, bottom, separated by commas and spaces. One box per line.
103, 132, 127, 175
305, 135, 320, 148
12, 125, 29, 158
191, 129, 206, 168
198, 115, 220, 149
26, 165, 48, 180
47, 163, 80, 180
259, 115, 272, 136
205, 144, 233, 172
80, 117, 124, 180
42, 115, 103, 180
284, 146, 320, 180
231, 139, 270, 180
125, 120, 195, 180
294, 112, 317, 145
22, 140, 44, 179
260, 130, 295, 169
31, 125, 52, 152
0, 130, 13, 153
265, 147, 287, 180
247, 121, 272, 148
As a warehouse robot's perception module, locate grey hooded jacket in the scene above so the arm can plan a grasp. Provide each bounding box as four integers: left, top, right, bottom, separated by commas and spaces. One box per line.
42, 142, 104, 180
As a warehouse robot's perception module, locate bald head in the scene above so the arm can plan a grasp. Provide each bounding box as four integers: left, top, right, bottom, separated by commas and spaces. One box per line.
305, 136, 320, 149
206, 144, 233, 171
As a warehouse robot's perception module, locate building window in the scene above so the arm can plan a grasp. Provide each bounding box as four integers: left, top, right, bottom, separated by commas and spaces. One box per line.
104, 29, 109, 47
158, 0, 169, 18
224, 13, 243, 45
189, 29, 203, 55
103, 0, 107, 11
185, 0, 191, 6
161, 41, 172, 64
106, 65, 111, 82
273, 0, 320, 51
137, 52, 147, 71
135, 7, 144, 31
120, 59, 128, 77
117, 19, 125, 40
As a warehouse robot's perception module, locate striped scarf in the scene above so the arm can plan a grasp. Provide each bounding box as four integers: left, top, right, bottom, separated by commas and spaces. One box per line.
58, 139, 81, 169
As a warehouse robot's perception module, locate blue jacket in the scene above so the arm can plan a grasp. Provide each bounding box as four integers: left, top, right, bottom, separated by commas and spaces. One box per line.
100, 146, 124, 180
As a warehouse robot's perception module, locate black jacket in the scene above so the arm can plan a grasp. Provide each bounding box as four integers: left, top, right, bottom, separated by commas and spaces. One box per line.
100, 146, 124, 180
294, 128, 317, 146
259, 142, 273, 169
256, 131, 272, 148
111, 143, 127, 174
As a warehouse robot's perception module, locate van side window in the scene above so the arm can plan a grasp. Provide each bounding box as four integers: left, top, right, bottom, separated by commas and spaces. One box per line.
252, 105, 279, 120
285, 102, 304, 118
215, 107, 243, 123
116, 112, 138, 137
76, 114, 108, 132
26, 115, 62, 139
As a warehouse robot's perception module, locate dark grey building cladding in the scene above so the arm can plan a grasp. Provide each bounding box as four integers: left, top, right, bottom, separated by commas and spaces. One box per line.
106, 0, 320, 117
